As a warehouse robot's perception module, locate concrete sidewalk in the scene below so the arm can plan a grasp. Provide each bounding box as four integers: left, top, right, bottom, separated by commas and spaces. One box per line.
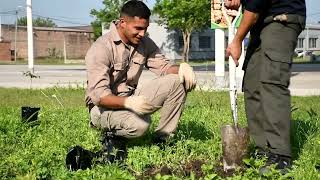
0, 65, 319, 96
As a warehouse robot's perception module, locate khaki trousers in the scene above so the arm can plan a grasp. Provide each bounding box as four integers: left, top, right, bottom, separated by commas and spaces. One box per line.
90, 74, 186, 139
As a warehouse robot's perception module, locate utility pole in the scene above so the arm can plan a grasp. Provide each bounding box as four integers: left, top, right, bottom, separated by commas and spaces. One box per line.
305, 27, 309, 60
26, 0, 34, 72
63, 35, 67, 64
0, 15, 3, 42
14, 9, 18, 61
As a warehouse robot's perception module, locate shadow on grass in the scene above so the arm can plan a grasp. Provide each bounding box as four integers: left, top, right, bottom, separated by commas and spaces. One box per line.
176, 120, 213, 141
291, 109, 319, 159
128, 120, 213, 147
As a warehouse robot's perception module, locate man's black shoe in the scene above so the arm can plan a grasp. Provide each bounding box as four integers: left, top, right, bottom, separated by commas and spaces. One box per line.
151, 132, 175, 149
66, 146, 96, 171
259, 153, 292, 175
101, 132, 127, 163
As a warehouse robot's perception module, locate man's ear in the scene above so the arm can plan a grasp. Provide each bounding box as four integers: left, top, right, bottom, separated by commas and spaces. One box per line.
119, 17, 126, 28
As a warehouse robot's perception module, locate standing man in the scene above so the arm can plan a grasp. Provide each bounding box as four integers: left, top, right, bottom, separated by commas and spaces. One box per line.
85, 0, 196, 162
226, 0, 306, 174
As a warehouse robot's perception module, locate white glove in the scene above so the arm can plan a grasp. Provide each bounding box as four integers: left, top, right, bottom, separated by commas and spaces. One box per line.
124, 96, 154, 115
179, 63, 196, 91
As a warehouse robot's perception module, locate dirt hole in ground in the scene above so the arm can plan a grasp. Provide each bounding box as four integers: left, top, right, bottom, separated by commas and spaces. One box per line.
135, 158, 245, 179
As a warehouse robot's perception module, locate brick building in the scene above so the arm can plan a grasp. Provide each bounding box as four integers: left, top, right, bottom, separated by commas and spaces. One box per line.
0, 24, 94, 61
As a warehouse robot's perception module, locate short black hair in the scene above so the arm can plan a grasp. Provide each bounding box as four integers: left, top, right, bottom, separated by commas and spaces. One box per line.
120, 0, 151, 19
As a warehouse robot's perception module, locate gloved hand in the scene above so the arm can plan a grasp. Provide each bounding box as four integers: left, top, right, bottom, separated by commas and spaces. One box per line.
179, 63, 196, 91
124, 96, 154, 115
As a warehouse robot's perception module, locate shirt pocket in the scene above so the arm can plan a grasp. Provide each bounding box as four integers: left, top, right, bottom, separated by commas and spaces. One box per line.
112, 61, 128, 82
127, 57, 146, 87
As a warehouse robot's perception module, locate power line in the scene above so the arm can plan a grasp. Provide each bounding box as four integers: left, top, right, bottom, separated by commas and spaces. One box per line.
32, 13, 90, 26
15, 9, 91, 26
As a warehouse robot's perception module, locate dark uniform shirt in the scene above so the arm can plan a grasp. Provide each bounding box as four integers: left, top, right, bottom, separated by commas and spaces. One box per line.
241, 0, 306, 16
241, 0, 306, 41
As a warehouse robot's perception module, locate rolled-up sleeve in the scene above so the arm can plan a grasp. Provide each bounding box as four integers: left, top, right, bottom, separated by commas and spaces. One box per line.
85, 41, 113, 105
144, 37, 173, 76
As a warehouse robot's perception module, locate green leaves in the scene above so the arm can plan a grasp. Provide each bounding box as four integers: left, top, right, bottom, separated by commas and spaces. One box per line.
154, 0, 210, 31
17, 16, 57, 27
90, 0, 127, 39
153, 0, 210, 61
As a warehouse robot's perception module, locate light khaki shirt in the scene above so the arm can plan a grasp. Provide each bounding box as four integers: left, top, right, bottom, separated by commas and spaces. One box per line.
85, 22, 173, 106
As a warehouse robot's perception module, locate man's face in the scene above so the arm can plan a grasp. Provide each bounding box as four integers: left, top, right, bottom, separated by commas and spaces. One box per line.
119, 16, 149, 45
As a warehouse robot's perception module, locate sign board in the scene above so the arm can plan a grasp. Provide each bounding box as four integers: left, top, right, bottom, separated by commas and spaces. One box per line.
211, 0, 242, 29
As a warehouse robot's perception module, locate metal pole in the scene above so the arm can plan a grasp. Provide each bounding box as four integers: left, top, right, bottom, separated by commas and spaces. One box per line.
14, 10, 18, 62
0, 16, 3, 42
64, 35, 67, 64
26, 0, 34, 72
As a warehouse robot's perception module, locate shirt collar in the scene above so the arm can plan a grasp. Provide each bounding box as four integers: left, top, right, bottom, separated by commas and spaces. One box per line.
110, 21, 131, 49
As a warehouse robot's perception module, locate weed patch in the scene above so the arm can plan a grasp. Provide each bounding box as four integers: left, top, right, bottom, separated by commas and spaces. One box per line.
0, 88, 320, 179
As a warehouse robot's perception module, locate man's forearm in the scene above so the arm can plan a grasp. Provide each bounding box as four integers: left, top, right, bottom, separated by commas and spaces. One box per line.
166, 65, 179, 74
234, 10, 259, 43
99, 95, 126, 109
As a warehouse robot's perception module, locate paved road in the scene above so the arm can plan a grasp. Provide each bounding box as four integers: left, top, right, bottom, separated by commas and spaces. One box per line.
0, 64, 319, 96
193, 63, 320, 72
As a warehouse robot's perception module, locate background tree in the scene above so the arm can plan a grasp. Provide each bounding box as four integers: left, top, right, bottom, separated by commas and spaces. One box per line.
17, 16, 57, 27
90, 0, 127, 40
154, 0, 210, 62
90, 0, 149, 40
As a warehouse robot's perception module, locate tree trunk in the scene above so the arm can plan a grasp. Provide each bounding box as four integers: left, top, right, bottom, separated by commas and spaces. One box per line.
182, 30, 191, 62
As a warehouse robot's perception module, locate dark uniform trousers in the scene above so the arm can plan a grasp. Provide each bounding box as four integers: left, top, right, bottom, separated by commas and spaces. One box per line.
243, 15, 305, 156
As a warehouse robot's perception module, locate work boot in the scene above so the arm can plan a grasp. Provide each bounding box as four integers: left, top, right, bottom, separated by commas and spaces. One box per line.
259, 152, 292, 175
151, 132, 175, 149
101, 132, 127, 163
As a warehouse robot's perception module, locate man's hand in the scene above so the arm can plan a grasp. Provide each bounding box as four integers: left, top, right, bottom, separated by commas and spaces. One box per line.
226, 38, 242, 67
124, 96, 154, 115
178, 63, 196, 91
224, 0, 241, 10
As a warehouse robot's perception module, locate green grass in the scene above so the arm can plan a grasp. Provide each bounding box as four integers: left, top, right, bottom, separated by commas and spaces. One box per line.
0, 58, 84, 65
0, 88, 320, 179
293, 56, 320, 64
174, 59, 215, 66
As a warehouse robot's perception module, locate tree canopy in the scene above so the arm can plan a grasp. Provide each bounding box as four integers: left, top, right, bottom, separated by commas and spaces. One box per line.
17, 16, 57, 27
90, 0, 127, 39
154, 0, 211, 61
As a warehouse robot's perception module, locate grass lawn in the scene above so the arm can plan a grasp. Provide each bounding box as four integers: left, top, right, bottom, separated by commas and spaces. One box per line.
0, 58, 84, 65
0, 88, 320, 179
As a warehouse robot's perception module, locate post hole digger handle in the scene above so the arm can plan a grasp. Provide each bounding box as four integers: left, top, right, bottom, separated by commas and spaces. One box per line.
221, 0, 241, 129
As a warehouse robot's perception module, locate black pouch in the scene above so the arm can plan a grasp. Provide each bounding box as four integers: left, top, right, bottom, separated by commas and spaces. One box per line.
21, 106, 40, 123
66, 146, 96, 171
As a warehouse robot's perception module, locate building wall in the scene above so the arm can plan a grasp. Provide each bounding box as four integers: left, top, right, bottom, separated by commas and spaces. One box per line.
1, 25, 93, 60
0, 41, 11, 61
296, 25, 320, 52
147, 23, 216, 60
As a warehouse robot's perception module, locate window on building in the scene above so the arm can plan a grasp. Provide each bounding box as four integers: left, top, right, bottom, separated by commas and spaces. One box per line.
309, 38, 317, 48
199, 36, 211, 49
297, 38, 304, 48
